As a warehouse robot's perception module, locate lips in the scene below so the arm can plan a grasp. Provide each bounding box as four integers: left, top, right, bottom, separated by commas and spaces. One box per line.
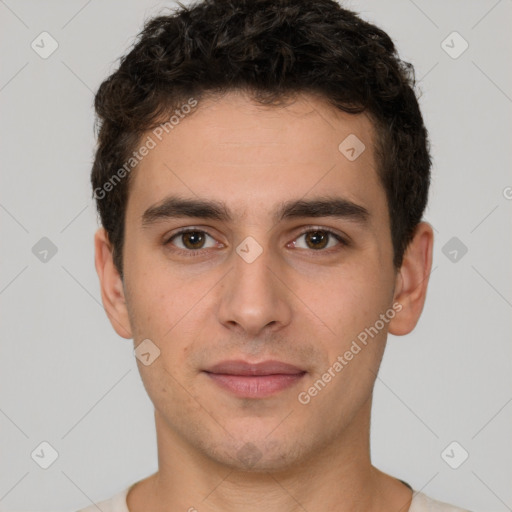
205, 359, 305, 376
203, 360, 306, 398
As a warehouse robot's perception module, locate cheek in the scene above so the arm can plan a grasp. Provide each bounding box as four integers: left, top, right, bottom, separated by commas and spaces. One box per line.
124, 234, 175, 305
313, 265, 392, 340
309, 272, 391, 396
123, 253, 216, 365
122, 255, 175, 342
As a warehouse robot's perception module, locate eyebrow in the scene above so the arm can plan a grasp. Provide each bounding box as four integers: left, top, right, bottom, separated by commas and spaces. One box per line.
141, 195, 369, 228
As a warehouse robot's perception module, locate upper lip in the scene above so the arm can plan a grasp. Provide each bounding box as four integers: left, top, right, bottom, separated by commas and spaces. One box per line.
204, 360, 305, 376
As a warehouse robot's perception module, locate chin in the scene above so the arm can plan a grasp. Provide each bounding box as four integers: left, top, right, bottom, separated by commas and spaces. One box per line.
204, 435, 307, 474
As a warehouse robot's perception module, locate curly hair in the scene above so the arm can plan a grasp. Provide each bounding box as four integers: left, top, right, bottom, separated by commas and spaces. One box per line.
91, 0, 431, 277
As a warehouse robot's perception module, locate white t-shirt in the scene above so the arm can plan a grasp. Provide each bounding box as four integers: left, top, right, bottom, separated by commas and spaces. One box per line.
75, 482, 473, 512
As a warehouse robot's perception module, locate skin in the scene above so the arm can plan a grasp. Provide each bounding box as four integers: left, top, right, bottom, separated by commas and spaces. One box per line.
95, 90, 433, 512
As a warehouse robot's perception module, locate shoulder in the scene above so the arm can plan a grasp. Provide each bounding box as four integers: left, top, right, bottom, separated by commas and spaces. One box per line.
74, 485, 132, 512
409, 491, 474, 512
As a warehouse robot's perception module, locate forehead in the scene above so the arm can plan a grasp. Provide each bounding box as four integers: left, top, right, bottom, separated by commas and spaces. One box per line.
127, 91, 386, 223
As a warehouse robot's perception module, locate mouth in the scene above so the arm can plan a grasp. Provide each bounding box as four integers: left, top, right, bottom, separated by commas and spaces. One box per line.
203, 360, 306, 398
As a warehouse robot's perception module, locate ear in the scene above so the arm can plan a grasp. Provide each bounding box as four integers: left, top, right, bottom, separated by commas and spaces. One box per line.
94, 227, 133, 339
388, 222, 434, 336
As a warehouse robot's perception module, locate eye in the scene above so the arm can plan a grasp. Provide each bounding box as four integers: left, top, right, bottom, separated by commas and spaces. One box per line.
164, 226, 348, 257
166, 229, 218, 251
291, 228, 347, 251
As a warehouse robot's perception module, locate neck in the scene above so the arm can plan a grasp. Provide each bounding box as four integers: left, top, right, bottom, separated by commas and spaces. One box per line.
127, 397, 412, 512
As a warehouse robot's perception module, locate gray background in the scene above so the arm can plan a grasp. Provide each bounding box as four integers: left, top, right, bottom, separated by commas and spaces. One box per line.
1, 0, 511, 511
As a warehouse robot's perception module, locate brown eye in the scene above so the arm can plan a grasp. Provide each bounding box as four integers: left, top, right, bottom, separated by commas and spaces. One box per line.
292, 229, 346, 251
304, 230, 329, 249
167, 230, 217, 251
181, 231, 206, 249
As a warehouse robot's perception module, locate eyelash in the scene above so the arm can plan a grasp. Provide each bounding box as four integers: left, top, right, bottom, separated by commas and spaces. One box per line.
164, 226, 349, 257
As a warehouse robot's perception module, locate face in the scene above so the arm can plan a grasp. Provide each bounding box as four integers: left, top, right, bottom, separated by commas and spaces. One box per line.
96, 90, 430, 473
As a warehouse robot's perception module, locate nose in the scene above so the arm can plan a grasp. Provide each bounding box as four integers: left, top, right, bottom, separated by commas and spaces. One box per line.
217, 241, 293, 338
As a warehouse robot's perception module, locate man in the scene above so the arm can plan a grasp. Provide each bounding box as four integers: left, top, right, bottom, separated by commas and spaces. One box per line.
83, 0, 472, 511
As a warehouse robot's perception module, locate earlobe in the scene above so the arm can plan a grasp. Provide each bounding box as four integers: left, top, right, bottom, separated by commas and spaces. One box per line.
94, 228, 133, 339
388, 222, 434, 336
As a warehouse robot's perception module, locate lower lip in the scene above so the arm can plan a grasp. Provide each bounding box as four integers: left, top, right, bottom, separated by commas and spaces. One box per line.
204, 372, 306, 398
